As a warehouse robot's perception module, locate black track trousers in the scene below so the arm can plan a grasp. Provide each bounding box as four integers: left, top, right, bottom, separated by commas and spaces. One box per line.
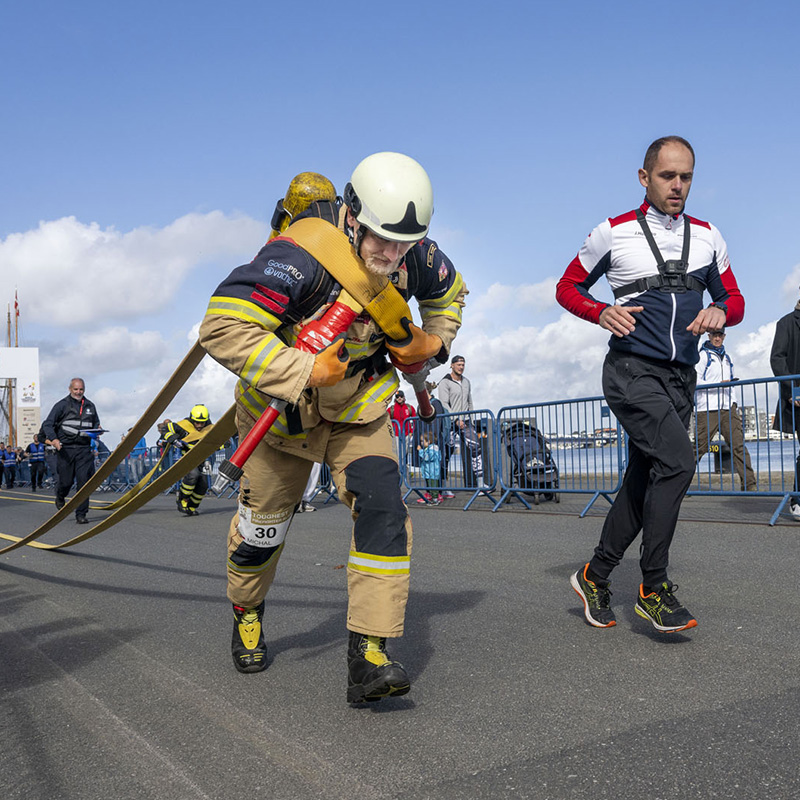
589, 350, 697, 588
56, 446, 95, 517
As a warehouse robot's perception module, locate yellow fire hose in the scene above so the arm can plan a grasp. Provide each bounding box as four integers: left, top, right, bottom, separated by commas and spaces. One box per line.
0, 171, 336, 555
0, 341, 235, 554
0, 444, 174, 511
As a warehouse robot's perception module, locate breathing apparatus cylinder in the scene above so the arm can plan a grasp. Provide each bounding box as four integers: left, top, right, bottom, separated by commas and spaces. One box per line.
269, 172, 337, 240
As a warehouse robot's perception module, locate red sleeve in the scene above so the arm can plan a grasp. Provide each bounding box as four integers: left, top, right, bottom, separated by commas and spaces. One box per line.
716, 267, 745, 327
555, 255, 610, 325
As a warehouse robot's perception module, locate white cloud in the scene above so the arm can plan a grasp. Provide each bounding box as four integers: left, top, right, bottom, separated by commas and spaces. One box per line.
472, 279, 558, 313
38, 328, 172, 391
87, 354, 239, 448
780, 263, 800, 307
728, 321, 776, 380
426, 313, 610, 413
0, 211, 266, 327
462, 278, 561, 339
83, 327, 166, 371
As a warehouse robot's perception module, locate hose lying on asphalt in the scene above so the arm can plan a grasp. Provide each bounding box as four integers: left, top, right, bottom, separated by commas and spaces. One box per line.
0, 342, 235, 555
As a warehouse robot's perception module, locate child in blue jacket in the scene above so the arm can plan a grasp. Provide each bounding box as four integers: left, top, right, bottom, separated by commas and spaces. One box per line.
417, 432, 442, 504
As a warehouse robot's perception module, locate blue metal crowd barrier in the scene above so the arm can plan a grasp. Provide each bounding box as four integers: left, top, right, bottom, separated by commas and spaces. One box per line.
396, 409, 497, 510
17, 371, 799, 525
309, 462, 339, 504
2, 458, 55, 490
387, 373, 800, 524
493, 399, 625, 515
688, 373, 800, 524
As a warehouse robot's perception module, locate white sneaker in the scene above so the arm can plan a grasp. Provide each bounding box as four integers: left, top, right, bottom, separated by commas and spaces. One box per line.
301, 501, 316, 513
790, 503, 800, 521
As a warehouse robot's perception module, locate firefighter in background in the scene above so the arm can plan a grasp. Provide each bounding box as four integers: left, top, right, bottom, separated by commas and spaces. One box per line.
165, 404, 213, 516
198, 153, 467, 703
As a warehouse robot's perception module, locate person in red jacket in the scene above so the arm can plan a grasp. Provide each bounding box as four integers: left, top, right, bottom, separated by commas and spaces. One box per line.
389, 390, 416, 437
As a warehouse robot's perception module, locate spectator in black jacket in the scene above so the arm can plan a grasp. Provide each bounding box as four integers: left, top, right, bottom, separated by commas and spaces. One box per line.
42, 378, 102, 524
770, 292, 800, 519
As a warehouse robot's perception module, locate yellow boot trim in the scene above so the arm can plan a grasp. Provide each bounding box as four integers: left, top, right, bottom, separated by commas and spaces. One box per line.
363, 636, 390, 667
238, 608, 263, 650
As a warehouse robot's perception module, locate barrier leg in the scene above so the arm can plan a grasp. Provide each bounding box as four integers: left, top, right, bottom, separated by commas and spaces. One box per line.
771, 493, 798, 526
579, 491, 615, 518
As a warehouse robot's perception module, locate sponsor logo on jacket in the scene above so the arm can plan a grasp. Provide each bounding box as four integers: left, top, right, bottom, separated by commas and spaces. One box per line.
264, 260, 304, 285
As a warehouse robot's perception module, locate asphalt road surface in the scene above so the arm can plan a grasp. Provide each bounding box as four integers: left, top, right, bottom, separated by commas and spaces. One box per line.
2, 488, 799, 799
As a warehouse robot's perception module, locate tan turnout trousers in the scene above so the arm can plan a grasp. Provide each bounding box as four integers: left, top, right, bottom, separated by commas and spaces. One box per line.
226, 406, 413, 638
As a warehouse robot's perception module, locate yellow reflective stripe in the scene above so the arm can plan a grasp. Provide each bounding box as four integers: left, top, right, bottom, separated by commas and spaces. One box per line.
238, 382, 306, 441
348, 550, 410, 574
239, 367, 398, 429
269, 412, 307, 440
345, 339, 376, 361
242, 335, 285, 385
418, 273, 465, 324
206, 296, 282, 330
420, 273, 465, 309
336, 371, 400, 423
238, 382, 267, 418
228, 543, 284, 574
420, 304, 463, 324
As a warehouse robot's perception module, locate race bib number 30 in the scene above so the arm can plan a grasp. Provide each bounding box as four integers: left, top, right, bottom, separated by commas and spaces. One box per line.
237, 504, 292, 549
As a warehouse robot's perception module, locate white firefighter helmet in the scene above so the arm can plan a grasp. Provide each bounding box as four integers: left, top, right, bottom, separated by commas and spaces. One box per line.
343, 152, 433, 243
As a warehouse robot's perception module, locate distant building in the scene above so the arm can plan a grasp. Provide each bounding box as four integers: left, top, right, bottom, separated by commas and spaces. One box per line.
741, 406, 768, 440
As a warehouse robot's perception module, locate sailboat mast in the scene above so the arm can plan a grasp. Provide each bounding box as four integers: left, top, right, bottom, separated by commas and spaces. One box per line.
6, 305, 14, 446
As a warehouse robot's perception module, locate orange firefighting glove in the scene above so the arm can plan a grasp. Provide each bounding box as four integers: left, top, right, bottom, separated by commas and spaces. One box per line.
385, 321, 445, 374
308, 334, 350, 388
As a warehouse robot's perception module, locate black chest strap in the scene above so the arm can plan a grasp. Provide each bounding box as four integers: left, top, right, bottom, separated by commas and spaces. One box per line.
613, 210, 704, 299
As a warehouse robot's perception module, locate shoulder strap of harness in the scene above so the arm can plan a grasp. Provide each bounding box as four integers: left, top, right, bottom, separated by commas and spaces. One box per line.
275, 217, 413, 341
702, 348, 713, 380
613, 210, 703, 299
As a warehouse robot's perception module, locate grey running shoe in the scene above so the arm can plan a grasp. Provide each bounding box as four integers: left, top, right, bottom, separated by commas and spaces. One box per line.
571, 563, 616, 628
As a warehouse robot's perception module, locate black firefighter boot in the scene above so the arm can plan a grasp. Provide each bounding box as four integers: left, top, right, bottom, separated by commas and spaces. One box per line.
347, 631, 410, 703
231, 601, 267, 673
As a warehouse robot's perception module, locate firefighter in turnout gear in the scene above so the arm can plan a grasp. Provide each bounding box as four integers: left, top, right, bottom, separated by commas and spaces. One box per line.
198, 154, 467, 702
165, 405, 213, 516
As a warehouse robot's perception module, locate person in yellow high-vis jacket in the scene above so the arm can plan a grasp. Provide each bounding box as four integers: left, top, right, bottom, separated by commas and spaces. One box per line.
199, 153, 467, 703
164, 404, 212, 516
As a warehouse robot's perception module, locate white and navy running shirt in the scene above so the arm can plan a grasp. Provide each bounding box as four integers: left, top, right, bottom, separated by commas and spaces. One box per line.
556, 201, 744, 366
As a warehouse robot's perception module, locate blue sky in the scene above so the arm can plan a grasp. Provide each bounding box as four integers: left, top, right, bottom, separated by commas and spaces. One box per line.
2, 1, 799, 444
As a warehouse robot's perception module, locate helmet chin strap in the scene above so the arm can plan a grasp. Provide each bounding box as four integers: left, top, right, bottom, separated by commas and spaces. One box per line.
347, 214, 366, 256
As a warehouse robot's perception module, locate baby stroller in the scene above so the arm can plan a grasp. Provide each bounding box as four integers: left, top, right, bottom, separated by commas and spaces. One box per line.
503, 420, 559, 504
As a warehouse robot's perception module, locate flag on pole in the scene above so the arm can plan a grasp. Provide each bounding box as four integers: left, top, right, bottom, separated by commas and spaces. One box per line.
14, 290, 19, 317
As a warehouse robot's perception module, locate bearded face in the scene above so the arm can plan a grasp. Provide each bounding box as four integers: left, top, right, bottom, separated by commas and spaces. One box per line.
359, 228, 413, 277
346, 210, 413, 277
